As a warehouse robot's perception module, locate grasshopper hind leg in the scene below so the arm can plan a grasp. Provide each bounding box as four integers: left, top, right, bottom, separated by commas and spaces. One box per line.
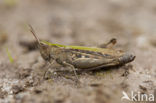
98, 38, 117, 48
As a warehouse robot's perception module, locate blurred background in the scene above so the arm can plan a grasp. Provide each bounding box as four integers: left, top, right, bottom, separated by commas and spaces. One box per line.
0, 0, 156, 103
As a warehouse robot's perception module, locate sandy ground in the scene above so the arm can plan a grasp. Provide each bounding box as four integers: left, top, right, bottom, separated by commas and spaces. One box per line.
0, 0, 156, 103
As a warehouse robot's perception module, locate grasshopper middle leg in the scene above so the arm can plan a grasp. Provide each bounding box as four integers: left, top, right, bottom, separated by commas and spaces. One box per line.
48, 58, 79, 82
61, 61, 79, 82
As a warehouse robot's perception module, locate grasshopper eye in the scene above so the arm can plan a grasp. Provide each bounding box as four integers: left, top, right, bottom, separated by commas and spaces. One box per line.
40, 42, 45, 46
40, 42, 48, 47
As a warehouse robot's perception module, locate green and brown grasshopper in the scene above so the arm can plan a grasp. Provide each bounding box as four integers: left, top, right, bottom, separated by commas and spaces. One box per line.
29, 25, 135, 80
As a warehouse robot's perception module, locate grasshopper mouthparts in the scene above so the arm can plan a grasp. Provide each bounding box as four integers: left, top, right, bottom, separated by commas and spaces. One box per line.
119, 52, 135, 64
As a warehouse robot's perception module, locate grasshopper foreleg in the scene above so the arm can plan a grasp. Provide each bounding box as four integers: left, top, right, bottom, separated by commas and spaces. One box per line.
44, 60, 56, 79
98, 38, 117, 48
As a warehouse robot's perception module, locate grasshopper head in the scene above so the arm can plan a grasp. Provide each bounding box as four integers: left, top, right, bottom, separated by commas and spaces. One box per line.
39, 42, 51, 61
29, 25, 51, 61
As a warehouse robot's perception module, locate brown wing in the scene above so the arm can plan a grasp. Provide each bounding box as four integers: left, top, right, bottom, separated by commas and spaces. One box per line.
72, 57, 119, 69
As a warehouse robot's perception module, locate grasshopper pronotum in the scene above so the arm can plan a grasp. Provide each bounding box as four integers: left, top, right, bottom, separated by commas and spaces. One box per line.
29, 25, 135, 81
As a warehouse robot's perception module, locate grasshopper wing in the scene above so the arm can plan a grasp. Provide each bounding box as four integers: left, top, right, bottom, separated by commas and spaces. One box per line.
72, 58, 118, 69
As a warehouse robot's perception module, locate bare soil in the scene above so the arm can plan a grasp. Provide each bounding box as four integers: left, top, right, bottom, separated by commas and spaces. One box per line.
0, 0, 156, 103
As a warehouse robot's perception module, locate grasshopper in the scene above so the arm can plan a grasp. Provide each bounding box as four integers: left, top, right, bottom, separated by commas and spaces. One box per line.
29, 25, 135, 80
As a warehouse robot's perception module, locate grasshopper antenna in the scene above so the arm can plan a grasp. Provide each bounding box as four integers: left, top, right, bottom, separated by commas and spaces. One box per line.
28, 24, 41, 45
